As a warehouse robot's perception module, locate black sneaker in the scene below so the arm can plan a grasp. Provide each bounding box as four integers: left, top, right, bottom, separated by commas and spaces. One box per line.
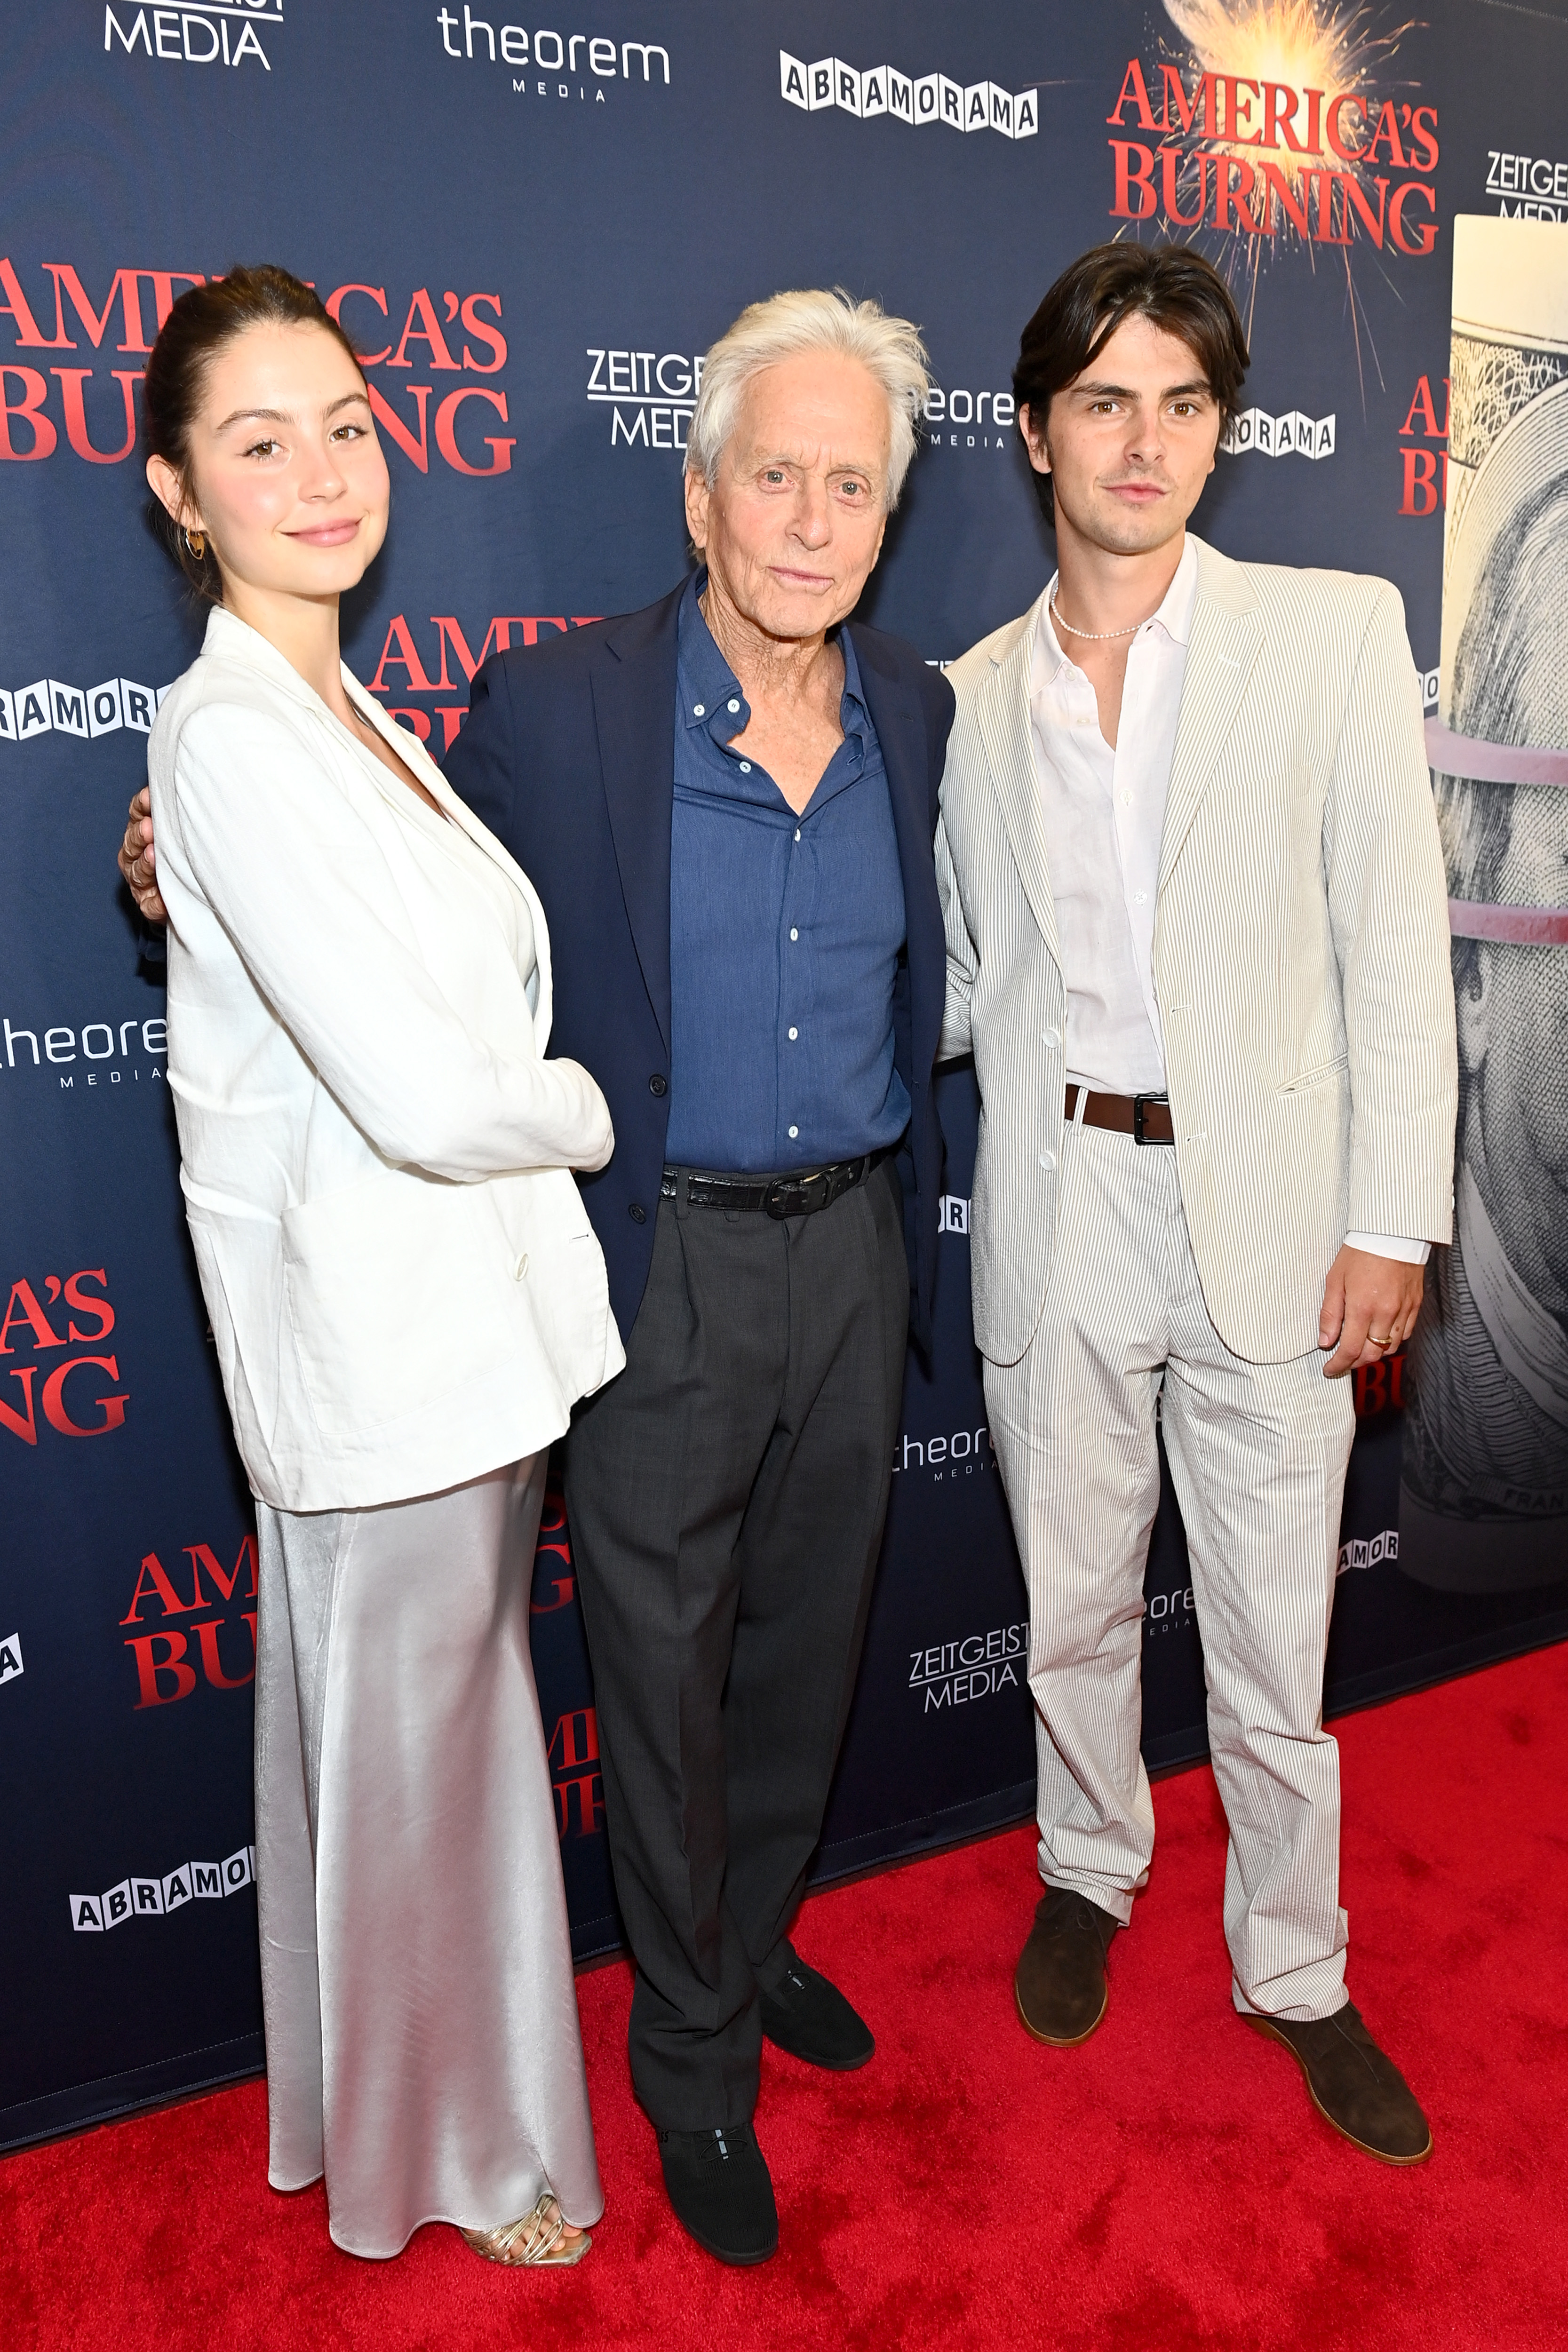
656, 2122, 779, 2265
758, 1953, 875, 2071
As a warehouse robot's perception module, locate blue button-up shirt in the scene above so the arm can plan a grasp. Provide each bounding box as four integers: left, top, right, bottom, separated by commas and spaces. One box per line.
663, 574, 910, 1174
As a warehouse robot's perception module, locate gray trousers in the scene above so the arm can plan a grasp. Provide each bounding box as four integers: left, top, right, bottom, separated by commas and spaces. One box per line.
255, 1458, 603, 2257
565, 1160, 908, 2129
985, 1119, 1356, 2024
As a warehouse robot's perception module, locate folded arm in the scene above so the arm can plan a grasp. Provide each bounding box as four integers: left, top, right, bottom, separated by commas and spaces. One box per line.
165, 703, 612, 1180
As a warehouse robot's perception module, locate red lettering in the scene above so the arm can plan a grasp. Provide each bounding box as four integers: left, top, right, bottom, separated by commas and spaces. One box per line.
1400, 447, 1441, 516
125, 1630, 197, 1708
437, 708, 468, 751
145, 275, 205, 334
1341, 174, 1390, 249
389, 288, 459, 371
1389, 180, 1439, 257
0, 1279, 66, 1355
1161, 147, 1208, 227
386, 706, 432, 741
1258, 162, 1312, 239
63, 1269, 115, 1343
1107, 58, 1157, 129
184, 1535, 258, 1605
435, 386, 514, 476
1109, 140, 1158, 220
1408, 106, 1439, 174
1261, 83, 1307, 154
41, 1354, 128, 1436
0, 367, 57, 461
50, 368, 140, 463
549, 1708, 600, 1773
1399, 375, 1449, 438
40, 265, 154, 354
0, 1367, 38, 1446
1325, 94, 1369, 162
460, 293, 506, 373
1355, 1359, 1388, 1414
1313, 171, 1354, 246
197, 1613, 256, 1691
554, 1772, 605, 1838
367, 381, 431, 472
324, 283, 392, 366
1215, 156, 1268, 234
369, 612, 438, 692
121, 1550, 199, 1624
1158, 64, 1214, 135
1221, 77, 1263, 145
0, 257, 62, 347
1364, 101, 1407, 168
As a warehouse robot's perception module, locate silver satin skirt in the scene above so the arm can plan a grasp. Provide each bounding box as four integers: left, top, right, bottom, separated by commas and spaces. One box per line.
253, 1455, 603, 2259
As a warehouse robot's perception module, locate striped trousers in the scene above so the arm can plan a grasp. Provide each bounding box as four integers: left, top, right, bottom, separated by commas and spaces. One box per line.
984, 1113, 1355, 2022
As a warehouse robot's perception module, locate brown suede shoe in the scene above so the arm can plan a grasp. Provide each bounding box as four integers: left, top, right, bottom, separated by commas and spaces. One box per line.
1014, 1887, 1121, 2045
1246, 2001, 1433, 2164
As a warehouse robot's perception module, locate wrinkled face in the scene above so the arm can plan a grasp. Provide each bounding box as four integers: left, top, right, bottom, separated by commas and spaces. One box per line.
146, 320, 388, 603
684, 349, 891, 642
1021, 312, 1221, 557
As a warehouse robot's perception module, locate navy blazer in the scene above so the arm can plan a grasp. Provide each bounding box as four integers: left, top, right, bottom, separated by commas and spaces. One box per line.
442, 580, 955, 1348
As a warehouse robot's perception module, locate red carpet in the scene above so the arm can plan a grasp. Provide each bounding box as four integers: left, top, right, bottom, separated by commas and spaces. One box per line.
5, 1644, 1566, 2351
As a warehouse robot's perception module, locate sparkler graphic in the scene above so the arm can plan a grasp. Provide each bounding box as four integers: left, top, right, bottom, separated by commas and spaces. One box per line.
1158, 0, 1421, 391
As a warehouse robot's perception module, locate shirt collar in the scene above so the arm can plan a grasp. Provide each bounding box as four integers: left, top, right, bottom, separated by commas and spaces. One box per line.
1035, 532, 1199, 684
676, 568, 869, 740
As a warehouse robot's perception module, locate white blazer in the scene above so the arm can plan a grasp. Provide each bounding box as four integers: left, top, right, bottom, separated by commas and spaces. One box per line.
937, 535, 1458, 1368
149, 605, 624, 1513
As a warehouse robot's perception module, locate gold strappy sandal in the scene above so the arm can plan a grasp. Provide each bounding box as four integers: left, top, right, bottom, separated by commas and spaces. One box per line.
462, 2190, 591, 2267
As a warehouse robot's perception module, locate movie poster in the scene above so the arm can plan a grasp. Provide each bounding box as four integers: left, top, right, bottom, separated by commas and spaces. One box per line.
1402, 215, 1568, 1592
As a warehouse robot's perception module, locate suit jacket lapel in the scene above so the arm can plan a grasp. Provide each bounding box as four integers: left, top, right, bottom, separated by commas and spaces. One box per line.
589, 585, 683, 1058
1159, 539, 1263, 893
977, 598, 1062, 969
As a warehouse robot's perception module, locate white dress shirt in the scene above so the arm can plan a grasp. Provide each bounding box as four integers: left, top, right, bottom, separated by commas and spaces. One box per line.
1030, 536, 1426, 1268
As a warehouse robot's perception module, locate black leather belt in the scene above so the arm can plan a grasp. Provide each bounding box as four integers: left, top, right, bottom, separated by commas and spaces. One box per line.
661, 1152, 883, 1219
1065, 1084, 1176, 1145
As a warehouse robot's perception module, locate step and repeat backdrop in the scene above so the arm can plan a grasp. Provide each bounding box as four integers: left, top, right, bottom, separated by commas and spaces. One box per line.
3, 0, 1566, 2149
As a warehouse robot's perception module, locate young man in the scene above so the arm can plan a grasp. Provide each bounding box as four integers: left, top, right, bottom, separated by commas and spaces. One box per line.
936, 244, 1457, 2162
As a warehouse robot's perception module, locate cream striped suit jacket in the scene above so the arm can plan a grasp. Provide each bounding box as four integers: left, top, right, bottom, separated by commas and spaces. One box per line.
936, 533, 1458, 1368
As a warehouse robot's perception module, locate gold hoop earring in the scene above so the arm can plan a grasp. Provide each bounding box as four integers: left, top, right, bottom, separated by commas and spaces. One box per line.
184, 528, 207, 561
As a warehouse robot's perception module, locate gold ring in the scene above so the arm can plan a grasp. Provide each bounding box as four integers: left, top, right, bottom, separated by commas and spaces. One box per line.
1368, 1334, 1391, 1349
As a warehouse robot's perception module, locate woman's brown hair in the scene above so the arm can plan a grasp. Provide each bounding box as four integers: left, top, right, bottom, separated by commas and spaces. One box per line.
142, 263, 366, 600
1013, 242, 1250, 523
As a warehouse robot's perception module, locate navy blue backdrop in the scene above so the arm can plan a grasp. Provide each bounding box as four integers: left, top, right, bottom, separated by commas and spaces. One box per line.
3, 0, 1566, 2151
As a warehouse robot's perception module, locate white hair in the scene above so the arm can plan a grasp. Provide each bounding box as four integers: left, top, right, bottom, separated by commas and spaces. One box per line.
687, 288, 930, 509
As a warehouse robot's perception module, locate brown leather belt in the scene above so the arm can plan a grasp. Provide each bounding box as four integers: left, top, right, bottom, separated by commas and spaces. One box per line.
1065, 1084, 1175, 1145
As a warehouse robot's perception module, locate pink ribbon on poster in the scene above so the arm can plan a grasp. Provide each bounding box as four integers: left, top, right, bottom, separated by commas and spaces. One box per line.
1449, 899, 1568, 946
1426, 719, 1568, 789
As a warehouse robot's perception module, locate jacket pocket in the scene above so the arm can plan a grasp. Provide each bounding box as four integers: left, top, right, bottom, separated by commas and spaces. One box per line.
482, 1168, 618, 1399
281, 1173, 517, 1438
1276, 1056, 1348, 1097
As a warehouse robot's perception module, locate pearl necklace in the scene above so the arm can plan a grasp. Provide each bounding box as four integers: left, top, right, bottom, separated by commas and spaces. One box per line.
1050, 594, 1153, 643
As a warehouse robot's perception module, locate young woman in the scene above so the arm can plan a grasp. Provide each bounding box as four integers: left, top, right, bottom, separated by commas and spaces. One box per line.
138, 266, 618, 2266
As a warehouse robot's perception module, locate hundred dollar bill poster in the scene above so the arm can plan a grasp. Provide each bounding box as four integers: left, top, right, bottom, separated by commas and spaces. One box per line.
1403, 215, 1568, 1592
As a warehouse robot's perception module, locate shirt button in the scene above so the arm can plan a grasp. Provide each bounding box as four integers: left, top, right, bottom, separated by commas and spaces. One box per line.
513, 1253, 529, 1280
788, 1125, 799, 1140
789, 928, 798, 941
727, 698, 740, 713
1135, 891, 1148, 904
739, 760, 752, 773
692, 703, 705, 717
1039, 1151, 1056, 1171
1042, 1026, 1060, 1048
1121, 792, 1133, 806
788, 1026, 798, 1041
628, 1203, 646, 1224
649, 1073, 668, 1096
794, 828, 801, 842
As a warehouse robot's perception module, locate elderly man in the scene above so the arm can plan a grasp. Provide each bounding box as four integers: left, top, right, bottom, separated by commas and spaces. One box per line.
122, 290, 953, 2265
